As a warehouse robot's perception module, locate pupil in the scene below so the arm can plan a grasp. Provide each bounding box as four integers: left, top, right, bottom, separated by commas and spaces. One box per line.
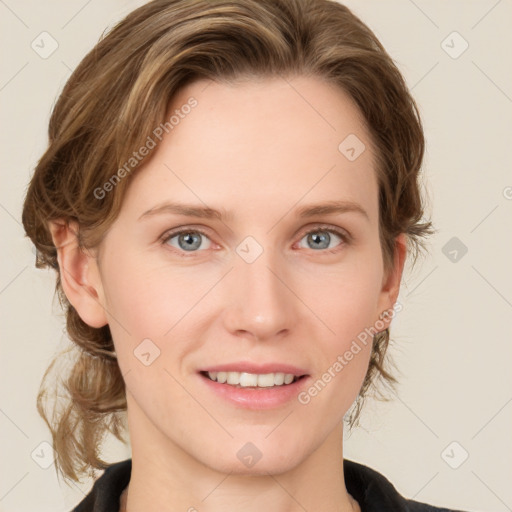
311, 232, 328, 249
181, 233, 199, 250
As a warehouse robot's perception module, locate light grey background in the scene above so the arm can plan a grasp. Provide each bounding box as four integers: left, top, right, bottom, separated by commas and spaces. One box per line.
1, 1, 511, 511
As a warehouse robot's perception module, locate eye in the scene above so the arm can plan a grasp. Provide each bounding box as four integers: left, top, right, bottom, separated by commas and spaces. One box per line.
296, 226, 349, 253
160, 225, 350, 256
162, 228, 212, 254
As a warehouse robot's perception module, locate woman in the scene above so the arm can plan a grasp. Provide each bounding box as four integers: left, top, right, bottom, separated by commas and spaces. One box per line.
22, 0, 470, 510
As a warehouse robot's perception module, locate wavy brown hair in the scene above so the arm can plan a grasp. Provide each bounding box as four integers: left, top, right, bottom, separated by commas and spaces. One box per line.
22, 0, 435, 484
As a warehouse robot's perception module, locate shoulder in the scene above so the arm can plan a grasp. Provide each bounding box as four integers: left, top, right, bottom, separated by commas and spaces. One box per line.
71, 459, 131, 512
407, 500, 468, 512
343, 458, 472, 512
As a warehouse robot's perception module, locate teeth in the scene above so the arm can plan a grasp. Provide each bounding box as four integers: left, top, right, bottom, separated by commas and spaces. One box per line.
206, 371, 299, 388
284, 374, 294, 385
240, 373, 258, 387
274, 372, 285, 385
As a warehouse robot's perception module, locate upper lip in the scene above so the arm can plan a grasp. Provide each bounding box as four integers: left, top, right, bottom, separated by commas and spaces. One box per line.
200, 362, 309, 376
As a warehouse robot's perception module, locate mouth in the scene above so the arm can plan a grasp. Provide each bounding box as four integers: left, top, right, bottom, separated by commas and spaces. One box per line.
199, 370, 308, 389
198, 366, 311, 409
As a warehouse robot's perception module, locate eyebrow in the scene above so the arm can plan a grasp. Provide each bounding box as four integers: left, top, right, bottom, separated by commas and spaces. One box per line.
139, 199, 369, 222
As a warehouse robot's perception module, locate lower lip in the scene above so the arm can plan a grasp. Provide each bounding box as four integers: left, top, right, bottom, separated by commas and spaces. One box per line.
198, 373, 310, 410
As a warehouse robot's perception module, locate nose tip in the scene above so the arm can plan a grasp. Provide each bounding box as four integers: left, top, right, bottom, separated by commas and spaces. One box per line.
225, 257, 294, 341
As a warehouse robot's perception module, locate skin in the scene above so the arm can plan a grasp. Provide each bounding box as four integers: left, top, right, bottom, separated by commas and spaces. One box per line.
50, 75, 406, 512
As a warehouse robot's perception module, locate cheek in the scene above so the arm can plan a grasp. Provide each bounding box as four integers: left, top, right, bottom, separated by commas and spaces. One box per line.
100, 249, 182, 336
100, 254, 213, 382
305, 252, 382, 393
309, 254, 384, 343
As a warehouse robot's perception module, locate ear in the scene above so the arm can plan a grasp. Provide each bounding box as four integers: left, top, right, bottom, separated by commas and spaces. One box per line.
375, 233, 407, 331
48, 219, 108, 329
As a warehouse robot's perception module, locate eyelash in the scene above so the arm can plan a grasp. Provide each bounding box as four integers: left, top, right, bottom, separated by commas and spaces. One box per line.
160, 224, 351, 257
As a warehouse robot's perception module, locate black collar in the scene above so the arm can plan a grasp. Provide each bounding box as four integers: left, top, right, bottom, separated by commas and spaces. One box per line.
71, 458, 467, 512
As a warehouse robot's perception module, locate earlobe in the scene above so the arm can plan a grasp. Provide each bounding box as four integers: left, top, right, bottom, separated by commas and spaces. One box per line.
48, 220, 108, 329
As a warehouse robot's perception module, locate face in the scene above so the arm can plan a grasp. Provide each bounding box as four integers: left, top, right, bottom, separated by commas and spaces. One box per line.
85, 76, 405, 475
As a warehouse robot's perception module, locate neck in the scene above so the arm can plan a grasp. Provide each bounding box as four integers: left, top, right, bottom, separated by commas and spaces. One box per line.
122, 421, 360, 512
121, 483, 359, 512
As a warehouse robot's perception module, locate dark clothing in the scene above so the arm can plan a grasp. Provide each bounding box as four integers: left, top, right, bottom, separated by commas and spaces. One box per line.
72, 458, 470, 511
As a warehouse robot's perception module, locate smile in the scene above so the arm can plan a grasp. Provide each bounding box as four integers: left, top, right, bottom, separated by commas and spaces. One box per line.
202, 371, 304, 388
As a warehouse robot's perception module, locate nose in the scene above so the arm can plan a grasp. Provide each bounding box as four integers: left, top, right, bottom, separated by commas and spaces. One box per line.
223, 245, 296, 342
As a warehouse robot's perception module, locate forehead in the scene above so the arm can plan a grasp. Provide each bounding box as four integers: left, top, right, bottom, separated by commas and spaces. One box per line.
124, 75, 379, 225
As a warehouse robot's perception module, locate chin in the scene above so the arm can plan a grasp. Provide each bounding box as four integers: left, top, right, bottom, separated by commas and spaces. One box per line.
197, 436, 306, 477
208, 455, 301, 477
